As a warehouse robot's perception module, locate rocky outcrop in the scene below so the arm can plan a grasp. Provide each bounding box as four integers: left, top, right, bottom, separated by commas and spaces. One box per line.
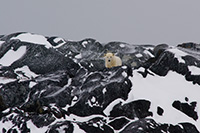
0, 32, 199, 132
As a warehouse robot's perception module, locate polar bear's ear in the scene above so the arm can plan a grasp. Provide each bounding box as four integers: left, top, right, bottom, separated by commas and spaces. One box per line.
104, 53, 107, 57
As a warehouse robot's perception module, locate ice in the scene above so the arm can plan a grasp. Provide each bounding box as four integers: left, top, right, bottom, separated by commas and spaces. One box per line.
11, 33, 52, 48
0, 46, 26, 66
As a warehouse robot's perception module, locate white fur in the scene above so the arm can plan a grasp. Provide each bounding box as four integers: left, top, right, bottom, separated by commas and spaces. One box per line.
104, 53, 122, 68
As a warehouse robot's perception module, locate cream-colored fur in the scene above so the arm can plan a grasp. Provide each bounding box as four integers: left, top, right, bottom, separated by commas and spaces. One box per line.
104, 52, 122, 68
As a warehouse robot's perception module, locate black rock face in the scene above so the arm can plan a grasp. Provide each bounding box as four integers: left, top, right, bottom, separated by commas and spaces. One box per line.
0, 32, 199, 132
172, 100, 198, 120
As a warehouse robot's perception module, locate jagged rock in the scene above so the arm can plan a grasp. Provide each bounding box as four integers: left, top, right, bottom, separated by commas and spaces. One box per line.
172, 100, 198, 120
0, 32, 200, 132
46, 121, 74, 133
108, 117, 129, 130
109, 100, 152, 119
78, 117, 114, 133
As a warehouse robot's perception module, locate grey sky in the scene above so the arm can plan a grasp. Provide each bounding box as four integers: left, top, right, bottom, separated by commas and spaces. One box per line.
1, 0, 200, 45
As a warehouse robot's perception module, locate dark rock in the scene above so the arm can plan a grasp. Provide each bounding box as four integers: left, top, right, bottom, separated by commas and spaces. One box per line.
46, 121, 74, 133
178, 42, 200, 51
68, 67, 132, 116
108, 117, 129, 130
153, 43, 169, 57
110, 100, 152, 119
0, 81, 30, 110
157, 106, 164, 116
172, 100, 198, 120
180, 123, 199, 133
0, 32, 200, 132
121, 119, 161, 133
78, 117, 114, 133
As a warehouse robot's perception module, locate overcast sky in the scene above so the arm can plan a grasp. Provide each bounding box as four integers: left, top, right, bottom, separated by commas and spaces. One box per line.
1, 0, 200, 45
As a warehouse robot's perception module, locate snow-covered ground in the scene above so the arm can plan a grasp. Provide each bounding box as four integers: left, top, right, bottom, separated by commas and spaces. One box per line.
11, 33, 52, 48
129, 69, 200, 131
0, 46, 26, 66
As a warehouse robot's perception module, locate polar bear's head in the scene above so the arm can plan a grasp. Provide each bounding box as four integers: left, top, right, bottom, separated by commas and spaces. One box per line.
104, 52, 114, 63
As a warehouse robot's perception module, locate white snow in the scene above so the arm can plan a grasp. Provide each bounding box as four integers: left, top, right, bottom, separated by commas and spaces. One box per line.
15, 65, 38, 81
29, 81, 37, 88
144, 50, 154, 57
73, 123, 86, 133
122, 71, 127, 77
11, 33, 52, 48
188, 66, 200, 75
91, 96, 96, 103
102, 88, 107, 94
0, 41, 4, 47
135, 53, 143, 58
0, 46, 26, 66
75, 53, 82, 59
82, 41, 88, 48
128, 69, 200, 131
0, 77, 16, 84
103, 98, 124, 116
53, 37, 66, 48
168, 48, 188, 63
27, 120, 48, 133
120, 44, 125, 48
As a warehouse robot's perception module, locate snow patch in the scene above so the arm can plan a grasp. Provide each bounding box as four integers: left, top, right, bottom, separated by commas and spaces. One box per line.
103, 98, 124, 116
168, 48, 188, 63
120, 44, 125, 48
128, 70, 200, 131
135, 53, 143, 58
188, 66, 200, 75
0, 77, 16, 84
75, 53, 82, 59
0, 41, 4, 47
144, 50, 154, 57
82, 41, 88, 48
11, 33, 52, 48
15, 65, 38, 81
102, 88, 107, 94
29, 81, 37, 88
53, 37, 66, 48
0, 46, 26, 66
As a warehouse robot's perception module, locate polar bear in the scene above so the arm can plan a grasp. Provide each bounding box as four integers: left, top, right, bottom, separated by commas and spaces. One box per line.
104, 52, 122, 68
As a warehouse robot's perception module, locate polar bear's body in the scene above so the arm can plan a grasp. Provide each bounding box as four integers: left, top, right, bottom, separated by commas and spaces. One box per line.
104, 52, 122, 68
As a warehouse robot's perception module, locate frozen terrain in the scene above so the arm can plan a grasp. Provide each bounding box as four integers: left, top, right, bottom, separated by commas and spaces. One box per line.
0, 32, 200, 132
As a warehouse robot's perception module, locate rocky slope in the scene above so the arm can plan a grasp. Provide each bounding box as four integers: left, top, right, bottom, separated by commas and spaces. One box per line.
0, 32, 200, 133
